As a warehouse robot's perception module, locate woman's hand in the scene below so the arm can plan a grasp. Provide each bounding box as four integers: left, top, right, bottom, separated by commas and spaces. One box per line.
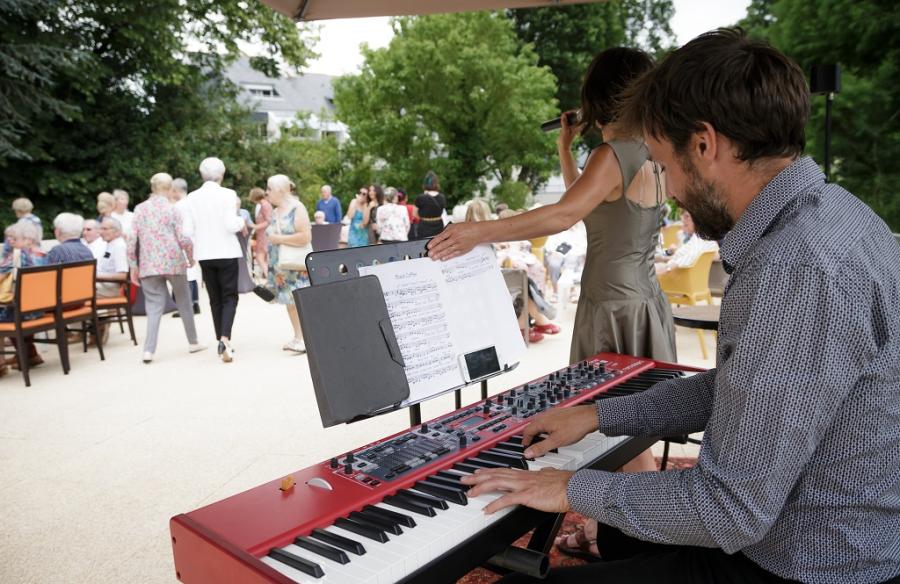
130, 268, 140, 287
427, 222, 484, 261
556, 110, 584, 152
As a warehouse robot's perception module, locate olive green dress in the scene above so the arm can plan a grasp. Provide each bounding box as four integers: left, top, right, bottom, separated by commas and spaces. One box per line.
570, 139, 677, 363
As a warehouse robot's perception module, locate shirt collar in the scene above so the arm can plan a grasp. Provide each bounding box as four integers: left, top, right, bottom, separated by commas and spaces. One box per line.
719, 156, 823, 273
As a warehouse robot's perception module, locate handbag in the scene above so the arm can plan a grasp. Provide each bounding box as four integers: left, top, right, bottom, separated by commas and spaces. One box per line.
275, 204, 312, 271
0, 249, 22, 303
252, 284, 276, 302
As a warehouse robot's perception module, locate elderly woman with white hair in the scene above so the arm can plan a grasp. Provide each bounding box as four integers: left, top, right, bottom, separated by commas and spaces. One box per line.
265, 174, 312, 353
129, 172, 206, 363
0, 220, 49, 376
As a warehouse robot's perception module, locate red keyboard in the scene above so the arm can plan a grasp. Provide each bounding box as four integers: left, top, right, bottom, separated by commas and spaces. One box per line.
170, 353, 702, 583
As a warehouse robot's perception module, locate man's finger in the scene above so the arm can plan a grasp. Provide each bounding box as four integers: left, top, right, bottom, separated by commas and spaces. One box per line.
521, 423, 543, 448
524, 437, 557, 460
483, 492, 526, 515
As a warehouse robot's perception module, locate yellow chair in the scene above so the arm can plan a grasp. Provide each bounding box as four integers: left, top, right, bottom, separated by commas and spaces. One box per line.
529, 235, 548, 264
658, 250, 716, 359
660, 223, 682, 250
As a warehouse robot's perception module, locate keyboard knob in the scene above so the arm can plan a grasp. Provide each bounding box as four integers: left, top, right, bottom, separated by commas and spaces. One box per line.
420, 423, 429, 434
458, 434, 467, 447
330, 457, 338, 469
346, 452, 355, 463
511, 406, 518, 416
597, 362, 607, 373
344, 463, 353, 475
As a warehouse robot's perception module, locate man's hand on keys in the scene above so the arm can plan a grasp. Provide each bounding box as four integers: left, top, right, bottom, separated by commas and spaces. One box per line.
521, 405, 599, 459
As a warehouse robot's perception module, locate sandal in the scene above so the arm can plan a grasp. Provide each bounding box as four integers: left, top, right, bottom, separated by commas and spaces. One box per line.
528, 329, 544, 344
533, 323, 561, 335
555, 527, 601, 562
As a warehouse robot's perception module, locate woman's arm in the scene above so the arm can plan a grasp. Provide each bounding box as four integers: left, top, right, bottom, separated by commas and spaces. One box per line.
558, 111, 584, 188
428, 146, 621, 260
361, 202, 375, 227
276, 206, 311, 247
343, 199, 356, 222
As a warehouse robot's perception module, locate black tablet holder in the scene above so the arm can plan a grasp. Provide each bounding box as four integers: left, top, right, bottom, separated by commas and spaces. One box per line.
293, 239, 517, 428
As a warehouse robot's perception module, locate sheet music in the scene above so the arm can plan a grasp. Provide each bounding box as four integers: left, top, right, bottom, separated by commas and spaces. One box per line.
359, 261, 461, 403
360, 245, 525, 404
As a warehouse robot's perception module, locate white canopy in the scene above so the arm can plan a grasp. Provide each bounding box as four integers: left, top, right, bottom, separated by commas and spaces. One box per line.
261, 0, 605, 21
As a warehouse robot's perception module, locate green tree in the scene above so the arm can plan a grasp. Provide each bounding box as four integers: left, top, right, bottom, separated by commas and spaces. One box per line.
508, 2, 674, 177
333, 12, 559, 206
0, 0, 317, 227
741, 0, 900, 231
0, 0, 79, 161
509, 1, 675, 112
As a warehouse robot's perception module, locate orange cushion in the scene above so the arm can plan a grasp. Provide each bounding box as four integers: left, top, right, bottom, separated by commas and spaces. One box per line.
0, 314, 56, 331
62, 307, 92, 320
96, 296, 128, 307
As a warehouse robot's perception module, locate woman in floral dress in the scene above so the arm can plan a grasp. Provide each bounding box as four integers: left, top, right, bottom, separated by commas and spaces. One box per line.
266, 174, 312, 353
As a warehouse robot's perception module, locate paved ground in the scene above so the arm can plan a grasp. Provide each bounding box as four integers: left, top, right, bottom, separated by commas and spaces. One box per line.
0, 289, 712, 584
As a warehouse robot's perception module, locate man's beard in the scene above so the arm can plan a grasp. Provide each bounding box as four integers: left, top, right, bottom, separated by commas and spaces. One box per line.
679, 160, 734, 241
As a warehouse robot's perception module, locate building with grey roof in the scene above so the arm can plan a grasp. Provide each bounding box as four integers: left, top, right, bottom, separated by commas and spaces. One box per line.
225, 57, 347, 142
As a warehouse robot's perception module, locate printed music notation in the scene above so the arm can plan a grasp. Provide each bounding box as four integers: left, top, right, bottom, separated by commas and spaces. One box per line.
360, 263, 461, 402
359, 245, 525, 404
441, 251, 494, 283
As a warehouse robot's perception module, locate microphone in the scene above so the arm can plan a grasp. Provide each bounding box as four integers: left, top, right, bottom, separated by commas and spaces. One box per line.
540, 111, 580, 132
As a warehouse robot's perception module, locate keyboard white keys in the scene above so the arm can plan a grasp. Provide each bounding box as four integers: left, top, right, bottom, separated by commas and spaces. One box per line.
323, 525, 406, 582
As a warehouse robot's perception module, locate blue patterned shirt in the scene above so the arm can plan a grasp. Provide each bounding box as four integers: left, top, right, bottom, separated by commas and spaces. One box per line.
47, 238, 94, 265
567, 157, 900, 583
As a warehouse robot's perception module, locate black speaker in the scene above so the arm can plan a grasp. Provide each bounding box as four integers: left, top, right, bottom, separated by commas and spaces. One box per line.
810, 64, 841, 95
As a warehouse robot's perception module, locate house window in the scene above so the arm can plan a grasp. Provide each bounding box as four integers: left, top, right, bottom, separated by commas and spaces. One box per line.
244, 84, 280, 98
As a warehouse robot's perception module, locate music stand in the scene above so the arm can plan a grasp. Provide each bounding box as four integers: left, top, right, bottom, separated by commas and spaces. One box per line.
296, 240, 517, 427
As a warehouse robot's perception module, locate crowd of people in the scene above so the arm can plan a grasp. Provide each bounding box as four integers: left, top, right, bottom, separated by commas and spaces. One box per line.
2, 155, 710, 378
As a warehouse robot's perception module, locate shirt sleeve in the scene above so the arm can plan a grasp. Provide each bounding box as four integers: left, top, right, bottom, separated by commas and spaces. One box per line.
127, 217, 138, 271
112, 240, 128, 273
224, 193, 244, 233
333, 199, 342, 223
568, 263, 869, 552
171, 207, 192, 259
596, 368, 716, 437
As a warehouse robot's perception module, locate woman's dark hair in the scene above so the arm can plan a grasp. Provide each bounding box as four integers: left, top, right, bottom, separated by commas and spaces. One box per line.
617, 28, 809, 161
368, 184, 384, 205
423, 170, 441, 192
397, 189, 408, 204
580, 47, 654, 135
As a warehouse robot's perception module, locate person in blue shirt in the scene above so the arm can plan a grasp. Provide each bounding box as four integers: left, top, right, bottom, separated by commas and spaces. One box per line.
314, 185, 342, 224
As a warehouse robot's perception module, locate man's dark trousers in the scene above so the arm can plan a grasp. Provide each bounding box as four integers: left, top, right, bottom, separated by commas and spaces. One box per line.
199, 258, 239, 340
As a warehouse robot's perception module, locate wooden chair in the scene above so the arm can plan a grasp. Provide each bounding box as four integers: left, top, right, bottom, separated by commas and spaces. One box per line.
658, 251, 716, 359
58, 260, 105, 371
660, 223, 682, 249
96, 278, 137, 345
0, 264, 66, 387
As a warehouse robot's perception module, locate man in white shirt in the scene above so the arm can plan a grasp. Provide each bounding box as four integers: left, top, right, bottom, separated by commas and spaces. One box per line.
171, 178, 201, 316
181, 158, 245, 362
97, 217, 128, 298
656, 210, 719, 274
81, 219, 106, 260
110, 189, 134, 236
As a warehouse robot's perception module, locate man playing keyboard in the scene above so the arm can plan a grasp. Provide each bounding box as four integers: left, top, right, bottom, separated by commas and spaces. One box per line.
461, 29, 900, 584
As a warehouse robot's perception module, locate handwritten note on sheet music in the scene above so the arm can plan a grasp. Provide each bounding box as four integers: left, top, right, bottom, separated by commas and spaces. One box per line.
360, 245, 525, 404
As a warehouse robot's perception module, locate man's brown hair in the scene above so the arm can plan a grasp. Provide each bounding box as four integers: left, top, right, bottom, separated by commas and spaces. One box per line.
618, 28, 810, 161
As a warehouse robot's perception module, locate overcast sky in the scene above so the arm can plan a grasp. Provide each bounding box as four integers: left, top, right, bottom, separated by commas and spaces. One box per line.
303, 0, 752, 76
